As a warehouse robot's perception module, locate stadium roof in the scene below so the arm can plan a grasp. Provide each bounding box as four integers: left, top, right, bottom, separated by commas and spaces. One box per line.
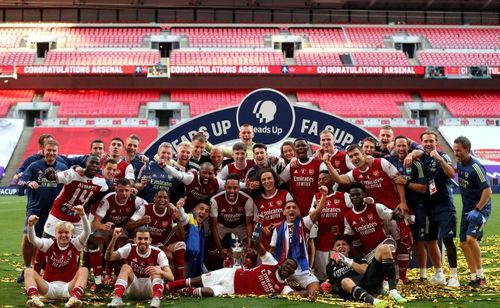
0, 0, 498, 11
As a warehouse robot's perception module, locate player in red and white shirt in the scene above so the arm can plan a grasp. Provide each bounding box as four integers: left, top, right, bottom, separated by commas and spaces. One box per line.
102, 137, 135, 182
217, 142, 255, 181
24, 205, 90, 308
279, 138, 324, 217
309, 170, 351, 280
163, 162, 224, 212
270, 200, 325, 298
44, 155, 108, 237
88, 178, 146, 289
343, 182, 396, 258
254, 168, 292, 250
210, 174, 255, 257
106, 227, 174, 308
326, 144, 413, 283
165, 241, 299, 297
128, 189, 188, 279
315, 130, 354, 191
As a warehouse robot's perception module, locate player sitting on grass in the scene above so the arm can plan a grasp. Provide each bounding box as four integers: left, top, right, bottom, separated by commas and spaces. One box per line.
324, 236, 406, 307
165, 239, 301, 298
105, 226, 174, 308
24, 205, 90, 308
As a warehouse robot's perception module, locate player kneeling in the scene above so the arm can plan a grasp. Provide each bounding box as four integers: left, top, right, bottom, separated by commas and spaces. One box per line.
105, 227, 174, 308
24, 205, 90, 308
324, 237, 406, 307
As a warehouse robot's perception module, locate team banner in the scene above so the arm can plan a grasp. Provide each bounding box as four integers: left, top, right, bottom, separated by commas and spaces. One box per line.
144, 88, 375, 158
12, 65, 425, 76
9, 65, 500, 76
19, 65, 148, 75
169, 65, 425, 75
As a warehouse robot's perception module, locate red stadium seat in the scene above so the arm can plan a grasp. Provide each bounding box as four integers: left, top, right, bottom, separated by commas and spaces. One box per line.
43, 90, 160, 118
420, 91, 500, 117
0, 90, 35, 117
296, 90, 410, 118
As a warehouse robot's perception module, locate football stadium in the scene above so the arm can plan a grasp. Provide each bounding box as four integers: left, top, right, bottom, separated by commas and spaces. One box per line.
0, 0, 499, 307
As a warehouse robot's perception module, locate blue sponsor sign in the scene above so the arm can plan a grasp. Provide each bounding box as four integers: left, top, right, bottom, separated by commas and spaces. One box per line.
144, 89, 375, 158
0, 186, 19, 195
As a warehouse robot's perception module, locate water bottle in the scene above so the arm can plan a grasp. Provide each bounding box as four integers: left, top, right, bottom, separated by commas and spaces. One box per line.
252, 221, 262, 241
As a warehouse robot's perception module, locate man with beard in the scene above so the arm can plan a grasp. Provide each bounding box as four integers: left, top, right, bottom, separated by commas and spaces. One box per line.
210, 174, 255, 258
386, 136, 430, 283
17, 140, 68, 283
89, 178, 147, 291
420, 130, 459, 286
127, 189, 187, 280
326, 145, 413, 283
454, 136, 492, 288
64, 139, 106, 169
106, 227, 174, 308
44, 155, 108, 238
163, 162, 224, 213
209, 146, 225, 175
279, 138, 323, 217
377, 125, 423, 163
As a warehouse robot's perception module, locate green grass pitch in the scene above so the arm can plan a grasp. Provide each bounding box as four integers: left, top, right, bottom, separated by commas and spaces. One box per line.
0, 195, 499, 307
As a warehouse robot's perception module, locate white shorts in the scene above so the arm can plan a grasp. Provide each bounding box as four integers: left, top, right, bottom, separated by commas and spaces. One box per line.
46, 281, 70, 299
126, 277, 152, 300
43, 214, 83, 238
314, 250, 330, 281
201, 267, 237, 296
292, 268, 319, 289
216, 224, 247, 242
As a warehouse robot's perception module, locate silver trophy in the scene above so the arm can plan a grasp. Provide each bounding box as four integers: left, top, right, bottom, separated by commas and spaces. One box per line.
231, 233, 244, 268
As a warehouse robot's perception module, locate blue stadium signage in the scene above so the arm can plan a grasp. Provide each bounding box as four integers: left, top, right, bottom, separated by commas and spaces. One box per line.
0, 186, 19, 195
144, 88, 375, 157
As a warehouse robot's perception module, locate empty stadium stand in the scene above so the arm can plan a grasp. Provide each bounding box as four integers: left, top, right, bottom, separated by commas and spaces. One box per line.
296, 90, 411, 117
44, 50, 161, 66
43, 90, 159, 118
170, 27, 279, 48
0, 51, 35, 66
345, 27, 405, 48
420, 91, 500, 117
289, 28, 348, 48
352, 51, 410, 66
52, 27, 160, 48
171, 90, 249, 116
169, 50, 285, 66
295, 51, 345, 65
0, 90, 35, 117
406, 28, 500, 49
418, 52, 500, 66
0, 27, 39, 48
